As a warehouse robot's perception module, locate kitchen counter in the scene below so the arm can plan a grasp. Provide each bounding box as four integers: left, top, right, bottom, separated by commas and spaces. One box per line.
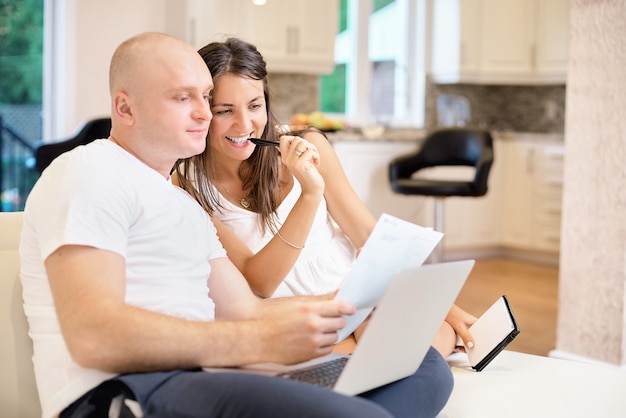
325, 128, 426, 143
326, 128, 563, 144
492, 131, 564, 143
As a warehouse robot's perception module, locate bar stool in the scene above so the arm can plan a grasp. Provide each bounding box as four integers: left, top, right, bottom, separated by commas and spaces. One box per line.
388, 128, 494, 262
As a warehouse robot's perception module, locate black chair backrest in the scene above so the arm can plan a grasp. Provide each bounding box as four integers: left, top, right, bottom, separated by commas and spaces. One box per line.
390, 128, 493, 176
416, 128, 492, 167
34, 118, 111, 173
389, 128, 494, 196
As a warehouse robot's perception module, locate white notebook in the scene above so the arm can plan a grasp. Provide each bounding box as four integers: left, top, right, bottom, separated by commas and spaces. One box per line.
458, 295, 520, 371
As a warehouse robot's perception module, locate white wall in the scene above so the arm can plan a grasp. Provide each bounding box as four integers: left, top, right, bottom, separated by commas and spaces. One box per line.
47, 0, 187, 139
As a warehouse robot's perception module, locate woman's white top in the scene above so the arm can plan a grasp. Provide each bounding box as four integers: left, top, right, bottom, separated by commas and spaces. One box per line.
212, 179, 356, 297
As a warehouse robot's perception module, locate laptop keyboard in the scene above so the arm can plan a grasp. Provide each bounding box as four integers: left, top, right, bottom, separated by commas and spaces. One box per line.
277, 356, 349, 389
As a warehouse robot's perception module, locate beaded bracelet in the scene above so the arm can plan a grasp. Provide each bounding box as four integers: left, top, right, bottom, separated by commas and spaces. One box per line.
276, 231, 305, 250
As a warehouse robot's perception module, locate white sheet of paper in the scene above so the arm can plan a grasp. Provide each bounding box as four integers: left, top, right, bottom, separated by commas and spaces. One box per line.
335, 213, 443, 341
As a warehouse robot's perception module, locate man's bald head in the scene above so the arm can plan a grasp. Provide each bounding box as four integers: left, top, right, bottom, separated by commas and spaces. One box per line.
109, 32, 204, 97
105, 32, 213, 176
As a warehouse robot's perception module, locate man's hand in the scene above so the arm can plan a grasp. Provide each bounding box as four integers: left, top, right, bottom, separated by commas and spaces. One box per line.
256, 298, 355, 365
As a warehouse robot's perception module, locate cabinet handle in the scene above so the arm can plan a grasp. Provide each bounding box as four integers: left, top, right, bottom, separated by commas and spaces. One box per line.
527, 148, 535, 174
547, 208, 562, 215
287, 26, 299, 55
287, 27, 293, 54
460, 42, 466, 66
293, 26, 299, 54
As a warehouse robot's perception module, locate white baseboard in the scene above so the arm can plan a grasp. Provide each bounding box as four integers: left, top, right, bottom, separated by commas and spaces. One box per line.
548, 349, 626, 370
443, 246, 559, 266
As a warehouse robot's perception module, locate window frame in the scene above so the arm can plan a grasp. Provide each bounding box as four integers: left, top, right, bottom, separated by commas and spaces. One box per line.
331, 0, 428, 127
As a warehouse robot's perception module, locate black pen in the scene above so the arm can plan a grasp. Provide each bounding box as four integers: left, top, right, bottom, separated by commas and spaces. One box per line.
249, 137, 279, 146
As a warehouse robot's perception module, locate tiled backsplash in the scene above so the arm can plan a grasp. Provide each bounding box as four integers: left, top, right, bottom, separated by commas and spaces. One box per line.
425, 79, 566, 133
267, 73, 566, 134
268, 73, 320, 124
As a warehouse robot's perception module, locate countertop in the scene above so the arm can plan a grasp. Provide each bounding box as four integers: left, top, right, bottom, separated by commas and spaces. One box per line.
325, 128, 426, 143
326, 128, 564, 144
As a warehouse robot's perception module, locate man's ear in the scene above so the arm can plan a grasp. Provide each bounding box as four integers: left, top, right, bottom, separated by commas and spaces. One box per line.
113, 92, 134, 125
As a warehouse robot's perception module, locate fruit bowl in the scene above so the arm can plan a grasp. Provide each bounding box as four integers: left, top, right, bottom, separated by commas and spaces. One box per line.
290, 111, 345, 132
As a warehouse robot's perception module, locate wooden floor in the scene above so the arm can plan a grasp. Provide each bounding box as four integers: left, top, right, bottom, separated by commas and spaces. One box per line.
454, 258, 559, 357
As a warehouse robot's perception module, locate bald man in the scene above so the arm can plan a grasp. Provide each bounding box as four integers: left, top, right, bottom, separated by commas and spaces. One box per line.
20, 33, 393, 418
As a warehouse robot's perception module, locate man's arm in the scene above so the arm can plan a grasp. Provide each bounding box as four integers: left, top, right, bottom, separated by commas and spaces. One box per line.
46, 245, 355, 373
207, 257, 356, 364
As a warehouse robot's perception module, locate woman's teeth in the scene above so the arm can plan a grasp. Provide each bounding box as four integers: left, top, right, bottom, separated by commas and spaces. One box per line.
226, 135, 250, 144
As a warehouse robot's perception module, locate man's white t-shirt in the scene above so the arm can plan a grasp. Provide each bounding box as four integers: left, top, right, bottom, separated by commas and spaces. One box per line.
19, 139, 226, 418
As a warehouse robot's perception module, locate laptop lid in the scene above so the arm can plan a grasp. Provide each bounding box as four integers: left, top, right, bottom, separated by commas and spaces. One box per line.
334, 260, 474, 395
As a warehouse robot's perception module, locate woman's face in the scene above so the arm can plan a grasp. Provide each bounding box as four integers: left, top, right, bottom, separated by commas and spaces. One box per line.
208, 72, 268, 162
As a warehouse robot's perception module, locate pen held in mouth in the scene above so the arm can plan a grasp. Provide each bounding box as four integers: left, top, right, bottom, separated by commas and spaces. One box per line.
249, 137, 280, 146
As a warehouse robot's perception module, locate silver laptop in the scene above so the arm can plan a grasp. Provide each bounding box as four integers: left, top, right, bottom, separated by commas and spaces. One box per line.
208, 260, 474, 396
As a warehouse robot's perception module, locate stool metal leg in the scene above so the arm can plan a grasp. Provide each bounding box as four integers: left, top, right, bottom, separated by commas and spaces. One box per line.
431, 197, 445, 263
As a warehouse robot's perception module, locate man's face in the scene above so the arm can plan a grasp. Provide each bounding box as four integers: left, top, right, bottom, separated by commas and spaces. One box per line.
132, 44, 214, 166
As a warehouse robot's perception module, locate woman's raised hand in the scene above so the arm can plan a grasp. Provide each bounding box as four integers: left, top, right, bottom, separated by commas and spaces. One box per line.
279, 135, 324, 196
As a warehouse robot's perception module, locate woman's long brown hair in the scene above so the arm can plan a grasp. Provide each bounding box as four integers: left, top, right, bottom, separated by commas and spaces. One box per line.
174, 37, 284, 234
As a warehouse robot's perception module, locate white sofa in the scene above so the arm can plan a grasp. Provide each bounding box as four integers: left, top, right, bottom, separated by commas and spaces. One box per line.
0, 211, 41, 417
3, 210, 626, 418
440, 351, 626, 417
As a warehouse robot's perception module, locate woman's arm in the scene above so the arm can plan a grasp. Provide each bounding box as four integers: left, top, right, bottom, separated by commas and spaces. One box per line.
210, 187, 318, 298
302, 131, 479, 352
175, 137, 326, 298
301, 130, 377, 248
238, 136, 328, 296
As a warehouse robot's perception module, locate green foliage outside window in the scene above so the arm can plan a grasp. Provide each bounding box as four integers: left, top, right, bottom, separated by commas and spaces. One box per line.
339, 0, 347, 33
373, 0, 395, 13
0, 0, 44, 104
320, 64, 346, 114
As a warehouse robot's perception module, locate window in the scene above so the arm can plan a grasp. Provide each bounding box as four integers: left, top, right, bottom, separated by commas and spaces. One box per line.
0, 0, 43, 211
320, 0, 427, 127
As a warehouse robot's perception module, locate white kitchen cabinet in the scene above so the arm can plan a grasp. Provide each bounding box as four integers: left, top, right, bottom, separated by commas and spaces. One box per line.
191, 0, 338, 75
533, 0, 571, 76
431, 0, 569, 84
438, 140, 503, 250
332, 141, 428, 226
480, 0, 535, 76
431, 0, 482, 83
500, 134, 564, 252
409, 140, 503, 250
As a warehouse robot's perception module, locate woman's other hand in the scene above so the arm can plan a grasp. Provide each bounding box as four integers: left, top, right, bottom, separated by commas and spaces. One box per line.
445, 304, 477, 350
